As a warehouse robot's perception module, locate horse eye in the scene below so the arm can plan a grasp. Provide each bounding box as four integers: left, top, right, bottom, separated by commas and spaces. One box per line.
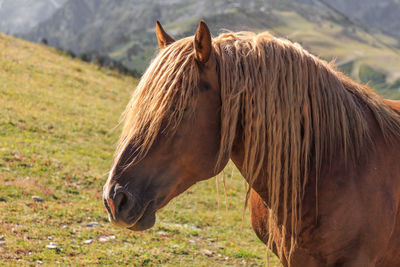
199, 81, 211, 92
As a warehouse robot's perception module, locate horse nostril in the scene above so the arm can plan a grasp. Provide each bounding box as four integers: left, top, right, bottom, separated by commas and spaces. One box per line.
114, 190, 129, 215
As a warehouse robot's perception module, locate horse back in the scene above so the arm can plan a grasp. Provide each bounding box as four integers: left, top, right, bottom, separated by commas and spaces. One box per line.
383, 99, 400, 114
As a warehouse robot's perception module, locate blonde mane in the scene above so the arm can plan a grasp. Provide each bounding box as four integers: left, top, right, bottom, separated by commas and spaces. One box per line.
115, 31, 400, 258
115, 37, 199, 166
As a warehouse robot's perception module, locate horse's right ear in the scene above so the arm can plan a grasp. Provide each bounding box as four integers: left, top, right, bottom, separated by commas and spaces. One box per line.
156, 20, 175, 49
193, 20, 212, 64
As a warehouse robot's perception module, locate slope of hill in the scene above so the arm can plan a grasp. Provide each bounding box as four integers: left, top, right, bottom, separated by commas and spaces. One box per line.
0, 34, 274, 265
0, 0, 68, 34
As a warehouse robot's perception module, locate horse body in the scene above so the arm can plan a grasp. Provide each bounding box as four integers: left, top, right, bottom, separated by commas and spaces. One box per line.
103, 21, 400, 266
248, 100, 400, 266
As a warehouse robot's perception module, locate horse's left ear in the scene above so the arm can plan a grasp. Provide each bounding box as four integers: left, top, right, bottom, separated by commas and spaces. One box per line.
194, 20, 212, 64
156, 20, 175, 49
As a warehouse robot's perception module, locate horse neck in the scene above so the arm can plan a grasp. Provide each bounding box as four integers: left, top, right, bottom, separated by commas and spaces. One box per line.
229, 86, 400, 207
230, 117, 271, 202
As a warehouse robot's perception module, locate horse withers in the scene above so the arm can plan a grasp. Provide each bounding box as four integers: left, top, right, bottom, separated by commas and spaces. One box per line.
103, 21, 400, 266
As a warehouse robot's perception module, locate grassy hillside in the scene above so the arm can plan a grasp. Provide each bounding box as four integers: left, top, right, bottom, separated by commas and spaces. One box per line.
0, 34, 277, 265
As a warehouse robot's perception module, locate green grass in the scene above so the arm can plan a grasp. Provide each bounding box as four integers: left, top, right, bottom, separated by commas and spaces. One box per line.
0, 34, 280, 265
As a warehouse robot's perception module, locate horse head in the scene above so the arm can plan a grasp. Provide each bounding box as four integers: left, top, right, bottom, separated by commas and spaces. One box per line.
103, 21, 228, 231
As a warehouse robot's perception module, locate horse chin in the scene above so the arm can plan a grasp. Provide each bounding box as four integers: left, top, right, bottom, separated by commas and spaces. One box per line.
127, 211, 156, 231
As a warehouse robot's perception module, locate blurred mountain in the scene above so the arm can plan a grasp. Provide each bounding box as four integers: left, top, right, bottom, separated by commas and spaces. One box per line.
326, 0, 400, 39
17, 0, 400, 98
23, 0, 279, 53
20, 0, 364, 56
22, 0, 400, 53
0, 0, 68, 34
298, 0, 400, 40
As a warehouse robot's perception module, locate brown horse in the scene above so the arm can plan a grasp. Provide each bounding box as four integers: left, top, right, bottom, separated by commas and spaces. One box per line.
103, 20, 400, 266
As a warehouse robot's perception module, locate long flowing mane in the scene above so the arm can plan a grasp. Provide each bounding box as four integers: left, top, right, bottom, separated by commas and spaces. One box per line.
115, 37, 199, 166
115, 31, 400, 257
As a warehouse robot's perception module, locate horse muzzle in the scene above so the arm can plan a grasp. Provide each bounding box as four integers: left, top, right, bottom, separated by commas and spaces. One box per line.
103, 184, 156, 231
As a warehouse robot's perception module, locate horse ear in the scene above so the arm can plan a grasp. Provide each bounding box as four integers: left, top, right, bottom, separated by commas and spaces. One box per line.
156, 20, 175, 49
194, 20, 212, 64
